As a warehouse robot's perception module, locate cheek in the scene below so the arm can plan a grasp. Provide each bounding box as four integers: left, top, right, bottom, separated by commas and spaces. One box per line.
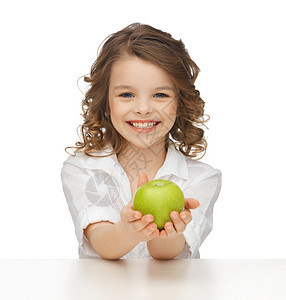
109, 100, 127, 124
167, 104, 177, 115
163, 101, 178, 122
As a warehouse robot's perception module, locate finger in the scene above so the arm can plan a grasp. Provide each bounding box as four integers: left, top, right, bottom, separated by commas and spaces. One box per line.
137, 172, 148, 188
127, 199, 133, 208
179, 209, 193, 225
151, 228, 160, 237
164, 222, 177, 238
140, 222, 158, 236
122, 206, 142, 222
170, 211, 187, 234
185, 198, 200, 210
132, 214, 154, 231
159, 229, 167, 238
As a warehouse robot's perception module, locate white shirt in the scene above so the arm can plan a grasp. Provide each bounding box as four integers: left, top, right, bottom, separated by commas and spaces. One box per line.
61, 144, 222, 259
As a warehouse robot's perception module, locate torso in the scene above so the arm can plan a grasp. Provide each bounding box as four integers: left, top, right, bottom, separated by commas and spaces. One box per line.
116, 145, 167, 199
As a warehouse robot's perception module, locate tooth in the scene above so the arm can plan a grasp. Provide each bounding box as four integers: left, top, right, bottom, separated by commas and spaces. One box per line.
130, 122, 157, 128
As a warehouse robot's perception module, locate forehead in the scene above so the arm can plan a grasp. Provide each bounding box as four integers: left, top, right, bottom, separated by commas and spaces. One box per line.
109, 55, 175, 89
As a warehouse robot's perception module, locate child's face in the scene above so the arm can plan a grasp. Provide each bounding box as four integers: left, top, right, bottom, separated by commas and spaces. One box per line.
108, 54, 178, 150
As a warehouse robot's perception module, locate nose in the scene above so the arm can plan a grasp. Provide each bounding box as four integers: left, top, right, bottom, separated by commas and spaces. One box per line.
133, 97, 153, 115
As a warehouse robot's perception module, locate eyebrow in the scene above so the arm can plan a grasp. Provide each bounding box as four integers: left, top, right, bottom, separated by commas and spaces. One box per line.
113, 85, 175, 92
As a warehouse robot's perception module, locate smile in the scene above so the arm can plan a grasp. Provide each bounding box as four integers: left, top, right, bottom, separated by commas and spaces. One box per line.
126, 121, 161, 132
129, 121, 159, 128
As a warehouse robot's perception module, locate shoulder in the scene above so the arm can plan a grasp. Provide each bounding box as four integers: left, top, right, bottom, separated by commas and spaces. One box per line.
165, 144, 221, 183
62, 147, 116, 170
63, 151, 92, 168
184, 155, 222, 183
61, 148, 118, 185
185, 156, 220, 173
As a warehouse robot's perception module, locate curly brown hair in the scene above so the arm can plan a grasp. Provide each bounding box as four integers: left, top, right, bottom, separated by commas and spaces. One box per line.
65, 23, 209, 159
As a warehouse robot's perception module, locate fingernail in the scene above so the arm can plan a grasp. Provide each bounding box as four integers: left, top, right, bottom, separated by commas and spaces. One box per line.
181, 214, 187, 219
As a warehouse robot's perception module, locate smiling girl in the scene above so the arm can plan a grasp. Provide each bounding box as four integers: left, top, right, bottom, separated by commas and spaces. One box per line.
108, 54, 178, 196
61, 23, 222, 260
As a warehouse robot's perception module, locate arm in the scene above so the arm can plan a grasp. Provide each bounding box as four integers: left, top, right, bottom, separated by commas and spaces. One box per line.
84, 211, 158, 260
84, 173, 160, 260
61, 163, 158, 259
84, 221, 140, 260
84, 175, 200, 260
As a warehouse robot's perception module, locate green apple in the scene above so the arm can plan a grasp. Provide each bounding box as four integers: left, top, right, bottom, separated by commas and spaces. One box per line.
133, 179, 185, 230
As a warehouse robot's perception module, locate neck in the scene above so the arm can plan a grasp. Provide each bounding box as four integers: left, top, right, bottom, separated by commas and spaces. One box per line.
117, 142, 167, 184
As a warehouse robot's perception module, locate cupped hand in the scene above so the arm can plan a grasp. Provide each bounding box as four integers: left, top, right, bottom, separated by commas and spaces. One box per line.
121, 173, 200, 241
159, 198, 200, 239
118, 173, 160, 242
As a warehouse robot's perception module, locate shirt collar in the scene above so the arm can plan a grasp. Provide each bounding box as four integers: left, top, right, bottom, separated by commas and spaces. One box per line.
81, 143, 189, 180
155, 143, 189, 180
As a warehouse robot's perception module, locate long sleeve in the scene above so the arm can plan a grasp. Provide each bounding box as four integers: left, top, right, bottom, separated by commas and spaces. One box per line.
182, 167, 222, 258
60, 158, 121, 257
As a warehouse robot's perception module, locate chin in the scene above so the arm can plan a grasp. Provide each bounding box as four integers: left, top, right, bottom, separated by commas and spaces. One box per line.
128, 138, 166, 151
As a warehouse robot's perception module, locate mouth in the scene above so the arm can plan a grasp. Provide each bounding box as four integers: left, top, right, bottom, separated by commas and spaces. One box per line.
126, 120, 161, 132
127, 121, 160, 128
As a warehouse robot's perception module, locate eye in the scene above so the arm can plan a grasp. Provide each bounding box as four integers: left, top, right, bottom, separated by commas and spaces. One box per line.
154, 93, 168, 98
119, 92, 134, 98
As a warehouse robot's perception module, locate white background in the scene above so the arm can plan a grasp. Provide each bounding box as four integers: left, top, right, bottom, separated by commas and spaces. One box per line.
0, 0, 285, 259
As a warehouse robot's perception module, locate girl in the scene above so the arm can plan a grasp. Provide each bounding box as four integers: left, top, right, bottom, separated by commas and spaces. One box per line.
61, 23, 222, 260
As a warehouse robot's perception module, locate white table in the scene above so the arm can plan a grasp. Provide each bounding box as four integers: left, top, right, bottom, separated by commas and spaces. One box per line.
0, 259, 285, 299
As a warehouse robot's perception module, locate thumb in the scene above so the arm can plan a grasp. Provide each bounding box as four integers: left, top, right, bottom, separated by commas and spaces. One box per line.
185, 198, 200, 210
137, 172, 148, 188
129, 173, 148, 206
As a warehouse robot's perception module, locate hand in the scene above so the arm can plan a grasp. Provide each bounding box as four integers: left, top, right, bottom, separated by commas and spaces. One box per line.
118, 173, 160, 243
158, 198, 200, 239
